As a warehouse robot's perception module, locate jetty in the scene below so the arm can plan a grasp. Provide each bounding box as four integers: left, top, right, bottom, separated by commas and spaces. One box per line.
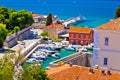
62, 16, 86, 27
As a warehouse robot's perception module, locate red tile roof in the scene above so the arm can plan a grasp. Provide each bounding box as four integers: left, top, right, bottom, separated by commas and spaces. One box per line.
32, 13, 40, 17
47, 64, 120, 80
44, 24, 65, 29
69, 26, 92, 33
97, 18, 120, 30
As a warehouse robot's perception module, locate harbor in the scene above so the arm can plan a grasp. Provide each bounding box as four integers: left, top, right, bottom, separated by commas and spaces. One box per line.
23, 42, 93, 68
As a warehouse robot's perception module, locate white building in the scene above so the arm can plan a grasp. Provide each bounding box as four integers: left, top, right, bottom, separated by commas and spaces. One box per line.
94, 18, 120, 71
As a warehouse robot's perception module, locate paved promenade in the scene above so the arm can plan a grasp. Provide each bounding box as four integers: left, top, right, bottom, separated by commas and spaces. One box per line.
0, 28, 43, 58
10, 39, 38, 52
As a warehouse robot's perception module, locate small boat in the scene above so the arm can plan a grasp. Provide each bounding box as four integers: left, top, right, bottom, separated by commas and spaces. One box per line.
51, 43, 62, 50
77, 47, 87, 52
36, 57, 44, 62
85, 43, 94, 50
38, 46, 56, 51
26, 58, 36, 63
31, 53, 47, 60
65, 45, 75, 50
51, 53, 60, 59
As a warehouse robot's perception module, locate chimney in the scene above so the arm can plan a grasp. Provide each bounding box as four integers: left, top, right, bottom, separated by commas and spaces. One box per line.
69, 61, 73, 67
89, 68, 94, 74
107, 70, 111, 76
74, 76, 79, 80
101, 70, 106, 76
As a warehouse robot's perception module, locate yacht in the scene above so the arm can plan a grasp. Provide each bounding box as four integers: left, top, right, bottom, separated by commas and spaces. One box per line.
31, 52, 47, 60
38, 46, 56, 51
50, 43, 62, 50
26, 58, 43, 63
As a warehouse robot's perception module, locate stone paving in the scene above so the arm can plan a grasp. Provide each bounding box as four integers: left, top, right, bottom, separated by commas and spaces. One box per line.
0, 28, 43, 58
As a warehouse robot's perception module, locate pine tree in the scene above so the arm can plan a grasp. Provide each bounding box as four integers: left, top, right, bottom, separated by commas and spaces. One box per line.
115, 6, 120, 19
46, 13, 52, 26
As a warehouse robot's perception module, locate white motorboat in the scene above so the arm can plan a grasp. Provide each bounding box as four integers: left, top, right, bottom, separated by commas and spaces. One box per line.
38, 46, 56, 51
77, 47, 87, 52
65, 45, 75, 50
40, 49, 56, 54
31, 52, 47, 59
51, 53, 60, 59
85, 43, 94, 49
26, 58, 36, 63
50, 43, 62, 50
26, 58, 43, 63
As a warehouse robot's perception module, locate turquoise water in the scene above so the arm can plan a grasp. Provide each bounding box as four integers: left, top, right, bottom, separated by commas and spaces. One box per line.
23, 48, 76, 68
42, 48, 76, 68
0, 0, 119, 27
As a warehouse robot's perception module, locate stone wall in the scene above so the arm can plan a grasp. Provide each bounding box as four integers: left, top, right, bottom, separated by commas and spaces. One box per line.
4, 26, 34, 48
49, 52, 93, 68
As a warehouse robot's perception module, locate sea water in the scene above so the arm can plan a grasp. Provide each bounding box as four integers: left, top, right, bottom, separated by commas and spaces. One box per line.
0, 0, 119, 27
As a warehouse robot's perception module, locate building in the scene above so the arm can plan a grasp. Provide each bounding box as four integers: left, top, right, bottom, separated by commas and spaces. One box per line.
94, 18, 120, 71
32, 13, 46, 23
32, 13, 59, 28
69, 26, 94, 45
47, 64, 120, 80
43, 24, 68, 38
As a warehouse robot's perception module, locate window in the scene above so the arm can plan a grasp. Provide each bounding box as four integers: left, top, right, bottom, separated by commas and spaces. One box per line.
105, 37, 109, 46
104, 58, 108, 66
86, 35, 89, 39
80, 41, 83, 45
76, 34, 79, 38
81, 35, 83, 39
71, 40, 73, 44
71, 34, 74, 38
76, 40, 78, 44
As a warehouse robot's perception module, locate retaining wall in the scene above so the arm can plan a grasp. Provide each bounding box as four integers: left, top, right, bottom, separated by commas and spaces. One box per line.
4, 26, 34, 48
49, 52, 93, 67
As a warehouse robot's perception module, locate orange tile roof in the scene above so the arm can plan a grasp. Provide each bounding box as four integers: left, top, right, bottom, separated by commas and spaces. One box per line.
97, 18, 120, 30
32, 13, 40, 17
47, 64, 120, 80
69, 26, 92, 33
44, 24, 65, 29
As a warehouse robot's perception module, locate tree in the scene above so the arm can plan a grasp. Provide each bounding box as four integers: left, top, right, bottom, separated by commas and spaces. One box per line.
0, 50, 50, 80
0, 24, 8, 48
46, 13, 52, 26
19, 63, 50, 80
0, 52, 15, 80
9, 10, 34, 30
115, 6, 120, 18
40, 31, 48, 38
0, 6, 9, 19
14, 26, 20, 41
